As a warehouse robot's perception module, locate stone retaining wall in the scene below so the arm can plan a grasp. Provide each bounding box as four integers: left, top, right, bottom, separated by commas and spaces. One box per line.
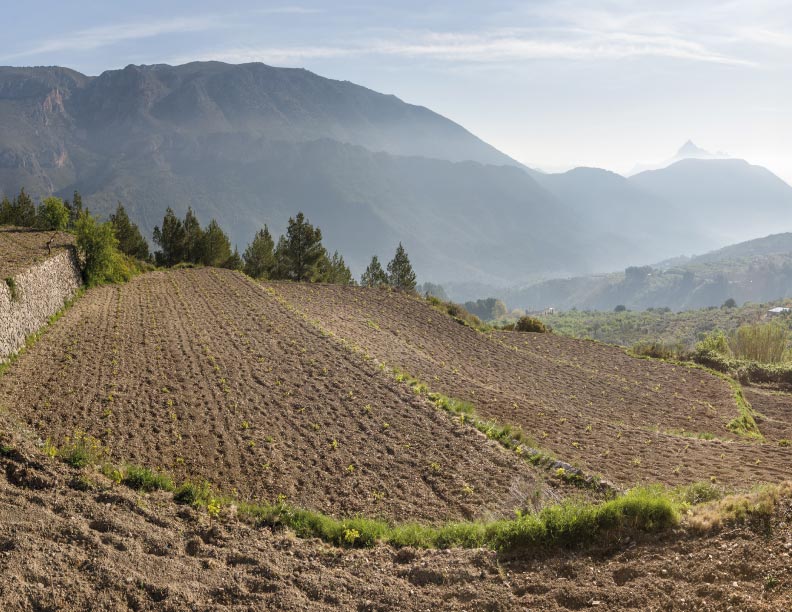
0, 248, 82, 361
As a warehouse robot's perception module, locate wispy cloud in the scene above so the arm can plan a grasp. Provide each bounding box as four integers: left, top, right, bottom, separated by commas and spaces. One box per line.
176, 26, 756, 68
1, 6, 320, 61
3, 16, 223, 60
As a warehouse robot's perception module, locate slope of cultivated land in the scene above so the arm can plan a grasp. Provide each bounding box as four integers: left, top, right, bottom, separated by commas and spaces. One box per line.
0, 267, 572, 522
0, 227, 74, 279
274, 284, 792, 488
744, 388, 792, 444
1, 425, 791, 611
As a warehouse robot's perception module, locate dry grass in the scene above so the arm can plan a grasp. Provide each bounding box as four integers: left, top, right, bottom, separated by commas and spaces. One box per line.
686, 481, 792, 532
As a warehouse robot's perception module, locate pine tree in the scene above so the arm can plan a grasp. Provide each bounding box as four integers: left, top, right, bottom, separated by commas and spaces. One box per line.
223, 247, 244, 271
152, 207, 186, 267
183, 207, 204, 264
199, 219, 232, 267
280, 212, 325, 282
243, 226, 276, 279
271, 236, 290, 280
327, 251, 353, 285
0, 195, 15, 225
65, 191, 83, 228
387, 243, 416, 292
361, 255, 388, 287
316, 250, 354, 284
14, 189, 36, 227
111, 204, 151, 260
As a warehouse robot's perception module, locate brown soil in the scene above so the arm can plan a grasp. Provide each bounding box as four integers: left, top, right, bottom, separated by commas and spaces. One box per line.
746, 388, 792, 444
0, 430, 790, 611
1, 269, 792, 610
0, 227, 74, 278
273, 284, 792, 489
0, 268, 573, 522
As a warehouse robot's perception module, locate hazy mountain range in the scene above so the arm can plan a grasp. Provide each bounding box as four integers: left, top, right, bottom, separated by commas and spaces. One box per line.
1, 61, 791, 285
492, 233, 792, 313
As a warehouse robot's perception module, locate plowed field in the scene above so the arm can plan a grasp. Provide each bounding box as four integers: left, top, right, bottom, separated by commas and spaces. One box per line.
0, 227, 74, 278
0, 268, 570, 522
274, 283, 792, 488
1, 426, 790, 611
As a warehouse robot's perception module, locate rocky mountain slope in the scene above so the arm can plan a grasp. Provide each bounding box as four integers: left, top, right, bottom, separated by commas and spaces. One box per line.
2, 63, 791, 284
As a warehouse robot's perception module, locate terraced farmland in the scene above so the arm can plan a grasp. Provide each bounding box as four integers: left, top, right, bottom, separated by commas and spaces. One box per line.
0, 267, 572, 522
1, 252, 792, 610
0, 227, 74, 278
274, 283, 792, 488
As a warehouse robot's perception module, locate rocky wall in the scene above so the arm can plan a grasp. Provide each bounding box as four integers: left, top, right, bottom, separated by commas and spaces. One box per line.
0, 248, 82, 361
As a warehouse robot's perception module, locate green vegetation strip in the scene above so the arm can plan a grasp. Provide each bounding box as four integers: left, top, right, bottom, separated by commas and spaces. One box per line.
91, 456, 677, 551
41, 441, 786, 553
30, 434, 689, 552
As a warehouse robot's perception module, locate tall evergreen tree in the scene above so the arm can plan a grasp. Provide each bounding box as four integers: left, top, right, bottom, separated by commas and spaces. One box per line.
387, 243, 417, 292
315, 250, 354, 284
243, 226, 276, 279
111, 204, 151, 261
183, 207, 204, 263
223, 246, 243, 271
14, 189, 36, 227
65, 191, 83, 228
280, 212, 325, 282
0, 195, 14, 226
271, 235, 291, 280
326, 251, 354, 285
361, 255, 388, 287
200, 219, 232, 267
152, 207, 186, 267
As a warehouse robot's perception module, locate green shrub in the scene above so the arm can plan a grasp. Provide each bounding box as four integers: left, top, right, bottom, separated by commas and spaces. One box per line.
631, 340, 681, 360
515, 316, 548, 333
695, 329, 730, 357
36, 196, 70, 231
75, 210, 133, 287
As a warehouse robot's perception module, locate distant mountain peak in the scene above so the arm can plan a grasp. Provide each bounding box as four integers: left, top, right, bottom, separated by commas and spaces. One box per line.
673, 140, 729, 161
629, 140, 730, 175
676, 140, 712, 158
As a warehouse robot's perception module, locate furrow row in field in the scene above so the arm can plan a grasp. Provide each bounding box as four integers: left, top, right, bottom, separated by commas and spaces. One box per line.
0, 268, 570, 522
273, 283, 792, 488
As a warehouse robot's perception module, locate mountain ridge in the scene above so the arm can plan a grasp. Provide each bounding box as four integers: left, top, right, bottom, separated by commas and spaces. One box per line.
2, 61, 792, 285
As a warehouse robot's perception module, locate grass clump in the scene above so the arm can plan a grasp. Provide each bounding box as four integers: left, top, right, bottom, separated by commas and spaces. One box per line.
121, 465, 175, 492
59, 432, 107, 468
631, 339, 684, 360
687, 482, 792, 532
238, 485, 678, 551
174, 480, 215, 506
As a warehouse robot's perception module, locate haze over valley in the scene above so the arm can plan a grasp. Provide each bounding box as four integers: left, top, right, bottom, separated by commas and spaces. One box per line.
2, 62, 791, 290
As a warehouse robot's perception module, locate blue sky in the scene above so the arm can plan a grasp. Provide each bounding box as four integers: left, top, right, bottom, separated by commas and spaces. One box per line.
4, 1, 791, 182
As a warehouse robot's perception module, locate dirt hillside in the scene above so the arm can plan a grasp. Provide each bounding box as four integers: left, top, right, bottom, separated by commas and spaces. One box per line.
274, 283, 792, 488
